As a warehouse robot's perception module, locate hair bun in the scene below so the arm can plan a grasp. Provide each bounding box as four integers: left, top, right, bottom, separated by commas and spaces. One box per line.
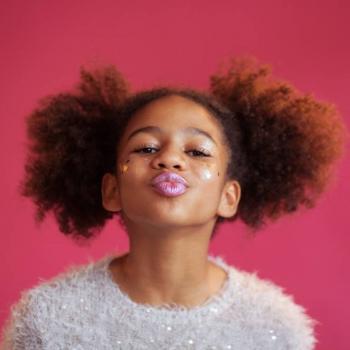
210, 55, 348, 232
19, 64, 130, 242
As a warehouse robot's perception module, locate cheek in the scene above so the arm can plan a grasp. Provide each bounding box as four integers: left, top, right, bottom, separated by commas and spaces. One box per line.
117, 157, 149, 203
196, 162, 220, 181
118, 156, 150, 178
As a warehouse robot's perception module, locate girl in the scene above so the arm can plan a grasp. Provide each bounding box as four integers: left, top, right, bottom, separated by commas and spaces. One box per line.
0, 56, 346, 349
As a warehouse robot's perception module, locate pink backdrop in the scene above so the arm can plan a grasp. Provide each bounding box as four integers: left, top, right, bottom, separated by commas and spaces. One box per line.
1, 1, 349, 349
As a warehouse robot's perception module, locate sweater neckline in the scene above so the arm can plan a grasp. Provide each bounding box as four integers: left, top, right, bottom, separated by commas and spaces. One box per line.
99, 253, 238, 323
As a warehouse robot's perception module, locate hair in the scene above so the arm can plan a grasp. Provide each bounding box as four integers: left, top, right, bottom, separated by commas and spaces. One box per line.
19, 56, 348, 244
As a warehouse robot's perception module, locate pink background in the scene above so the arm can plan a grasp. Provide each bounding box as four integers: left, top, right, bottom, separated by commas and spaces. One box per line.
1, 1, 349, 349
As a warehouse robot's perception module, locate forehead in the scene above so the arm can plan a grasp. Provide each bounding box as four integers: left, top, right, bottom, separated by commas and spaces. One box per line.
120, 95, 226, 143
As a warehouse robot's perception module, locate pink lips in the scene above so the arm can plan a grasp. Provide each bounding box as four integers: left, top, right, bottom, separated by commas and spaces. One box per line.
151, 172, 189, 197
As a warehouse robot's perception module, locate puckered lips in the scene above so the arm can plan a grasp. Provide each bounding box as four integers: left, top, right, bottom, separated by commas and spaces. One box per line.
150, 171, 189, 197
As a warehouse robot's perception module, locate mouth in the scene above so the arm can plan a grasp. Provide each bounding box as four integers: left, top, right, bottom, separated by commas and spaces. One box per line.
150, 171, 189, 197
152, 181, 188, 197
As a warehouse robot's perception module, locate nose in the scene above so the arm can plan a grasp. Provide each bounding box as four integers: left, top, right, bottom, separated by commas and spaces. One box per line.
150, 144, 186, 171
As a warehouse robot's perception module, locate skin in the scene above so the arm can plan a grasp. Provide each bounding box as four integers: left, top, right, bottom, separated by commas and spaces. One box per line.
101, 95, 241, 308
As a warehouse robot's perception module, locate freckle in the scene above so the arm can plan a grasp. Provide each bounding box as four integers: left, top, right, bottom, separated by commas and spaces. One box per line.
126, 159, 130, 163
217, 172, 220, 176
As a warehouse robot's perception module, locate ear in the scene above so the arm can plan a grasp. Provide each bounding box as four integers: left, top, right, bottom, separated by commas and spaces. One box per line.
101, 172, 121, 212
217, 180, 241, 218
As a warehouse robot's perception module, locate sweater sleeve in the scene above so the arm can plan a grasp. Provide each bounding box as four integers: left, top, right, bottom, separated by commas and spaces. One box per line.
270, 288, 320, 350
0, 291, 43, 350
241, 270, 320, 350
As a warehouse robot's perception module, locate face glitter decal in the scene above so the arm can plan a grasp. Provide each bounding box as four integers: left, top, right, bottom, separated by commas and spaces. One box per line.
199, 164, 216, 181
120, 159, 130, 174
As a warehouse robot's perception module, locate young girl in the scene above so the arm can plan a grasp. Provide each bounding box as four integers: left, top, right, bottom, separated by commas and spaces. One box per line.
1, 56, 346, 349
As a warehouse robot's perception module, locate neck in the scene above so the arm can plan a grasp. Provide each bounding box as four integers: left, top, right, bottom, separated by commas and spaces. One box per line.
109, 219, 226, 308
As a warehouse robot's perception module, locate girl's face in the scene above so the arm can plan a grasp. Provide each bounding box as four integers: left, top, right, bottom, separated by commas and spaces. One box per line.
102, 94, 241, 230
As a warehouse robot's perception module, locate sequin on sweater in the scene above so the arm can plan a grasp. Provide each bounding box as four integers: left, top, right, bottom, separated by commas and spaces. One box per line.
1, 254, 318, 349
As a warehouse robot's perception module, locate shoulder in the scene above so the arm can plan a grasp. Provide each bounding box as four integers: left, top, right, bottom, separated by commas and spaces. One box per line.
18, 254, 109, 307
0, 255, 113, 349
228, 265, 319, 350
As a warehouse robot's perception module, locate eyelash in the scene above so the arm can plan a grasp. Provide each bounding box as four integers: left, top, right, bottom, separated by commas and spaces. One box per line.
133, 145, 211, 157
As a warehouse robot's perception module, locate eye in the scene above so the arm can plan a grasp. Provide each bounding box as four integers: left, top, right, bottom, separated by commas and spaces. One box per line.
134, 146, 158, 154
132, 145, 211, 157
187, 149, 211, 157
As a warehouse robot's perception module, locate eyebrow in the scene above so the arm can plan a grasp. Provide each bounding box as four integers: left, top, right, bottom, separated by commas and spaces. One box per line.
126, 126, 218, 145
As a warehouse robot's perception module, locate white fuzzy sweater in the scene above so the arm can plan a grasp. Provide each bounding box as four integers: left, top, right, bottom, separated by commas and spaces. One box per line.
1, 254, 318, 349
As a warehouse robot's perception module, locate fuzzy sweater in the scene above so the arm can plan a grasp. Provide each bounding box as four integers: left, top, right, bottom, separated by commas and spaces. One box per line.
0, 254, 318, 350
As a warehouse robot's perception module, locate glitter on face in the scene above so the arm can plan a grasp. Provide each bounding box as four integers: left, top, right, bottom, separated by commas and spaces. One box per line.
199, 164, 216, 181
120, 159, 130, 174
121, 164, 128, 173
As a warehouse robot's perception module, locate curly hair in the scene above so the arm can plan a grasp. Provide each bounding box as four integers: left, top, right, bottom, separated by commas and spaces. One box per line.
18, 56, 348, 243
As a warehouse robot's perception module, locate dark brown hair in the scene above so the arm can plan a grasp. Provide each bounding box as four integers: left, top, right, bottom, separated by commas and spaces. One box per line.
19, 56, 348, 244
